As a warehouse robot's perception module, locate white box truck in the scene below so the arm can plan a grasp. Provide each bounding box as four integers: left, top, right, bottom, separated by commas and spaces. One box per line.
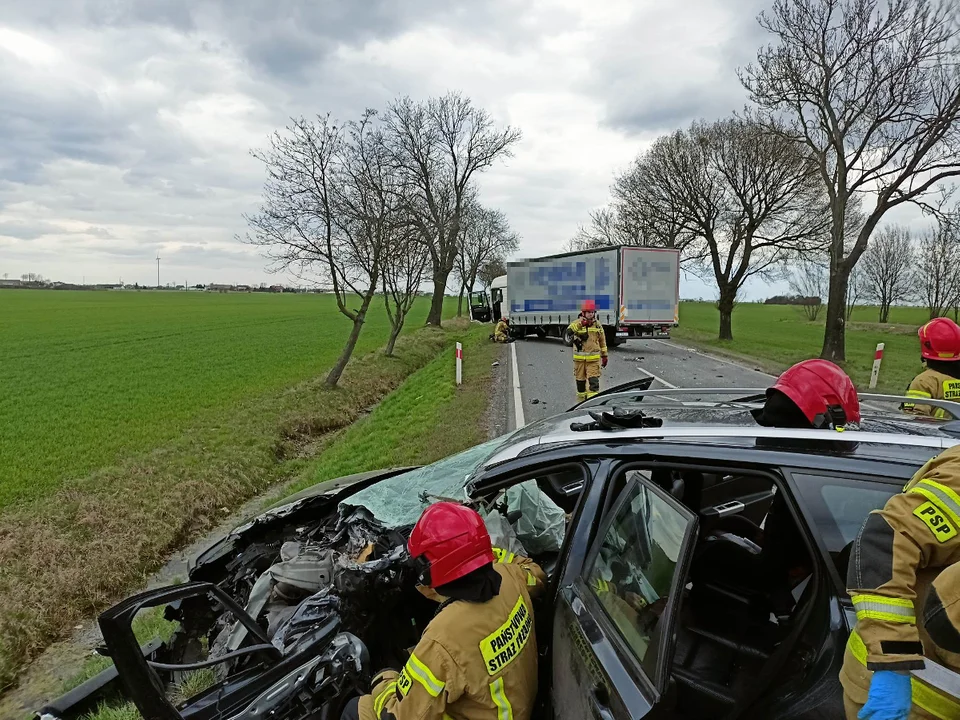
484, 246, 680, 347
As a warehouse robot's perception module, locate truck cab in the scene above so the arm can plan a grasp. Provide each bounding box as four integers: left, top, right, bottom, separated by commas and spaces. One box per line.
490, 275, 507, 322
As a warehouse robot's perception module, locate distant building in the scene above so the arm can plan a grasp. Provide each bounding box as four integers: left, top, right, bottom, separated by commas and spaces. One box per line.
207, 284, 233, 293
0, 279, 22, 288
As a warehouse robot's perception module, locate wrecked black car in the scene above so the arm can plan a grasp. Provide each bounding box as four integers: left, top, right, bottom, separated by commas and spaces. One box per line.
36, 388, 960, 720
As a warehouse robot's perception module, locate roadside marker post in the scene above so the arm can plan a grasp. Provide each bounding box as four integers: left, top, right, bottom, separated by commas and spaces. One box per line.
869, 342, 884, 389
456, 342, 463, 386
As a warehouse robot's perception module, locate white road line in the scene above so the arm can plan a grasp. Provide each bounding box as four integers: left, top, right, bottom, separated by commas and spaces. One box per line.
635, 366, 679, 389
635, 366, 682, 403
653, 339, 777, 380
511, 342, 526, 428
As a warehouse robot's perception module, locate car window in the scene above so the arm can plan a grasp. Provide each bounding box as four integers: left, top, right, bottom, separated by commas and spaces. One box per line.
585, 479, 690, 681
790, 473, 897, 553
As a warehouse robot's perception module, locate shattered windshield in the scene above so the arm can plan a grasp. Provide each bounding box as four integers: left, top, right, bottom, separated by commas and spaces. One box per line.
340, 435, 510, 528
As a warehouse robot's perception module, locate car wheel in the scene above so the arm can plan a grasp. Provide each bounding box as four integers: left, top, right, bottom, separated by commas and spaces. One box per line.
562, 327, 575, 347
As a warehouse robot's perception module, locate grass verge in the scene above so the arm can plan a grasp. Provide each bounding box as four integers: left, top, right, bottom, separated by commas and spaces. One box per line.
0, 322, 463, 693
673, 302, 932, 393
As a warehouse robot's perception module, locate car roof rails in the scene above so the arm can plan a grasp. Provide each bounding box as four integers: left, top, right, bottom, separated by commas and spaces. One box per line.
576, 387, 960, 425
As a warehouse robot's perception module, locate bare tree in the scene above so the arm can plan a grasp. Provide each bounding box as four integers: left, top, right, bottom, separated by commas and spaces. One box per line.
742, 0, 960, 361
478, 257, 507, 288
244, 112, 389, 387
859, 226, 915, 323
455, 204, 519, 317
382, 223, 429, 356
788, 261, 827, 320
568, 207, 639, 250
632, 117, 826, 340
385, 93, 521, 326
916, 220, 960, 319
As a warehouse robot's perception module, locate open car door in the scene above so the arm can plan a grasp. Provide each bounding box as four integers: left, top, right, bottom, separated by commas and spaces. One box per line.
550, 474, 698, 720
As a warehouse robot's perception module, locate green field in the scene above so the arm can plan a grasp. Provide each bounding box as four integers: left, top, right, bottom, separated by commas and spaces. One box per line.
674, 302, 932, 393
0, 290, 437, 508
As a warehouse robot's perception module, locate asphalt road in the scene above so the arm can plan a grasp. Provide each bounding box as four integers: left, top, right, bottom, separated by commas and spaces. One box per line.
507, 336, 777, 429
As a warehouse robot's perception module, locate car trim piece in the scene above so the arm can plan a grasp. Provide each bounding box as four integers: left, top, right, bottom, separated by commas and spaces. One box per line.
481, 426, 957, 470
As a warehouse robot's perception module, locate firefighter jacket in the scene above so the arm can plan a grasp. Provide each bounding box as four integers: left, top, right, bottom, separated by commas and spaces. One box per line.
493, 320, 509, 343
846, 444, 960, 674
903, 369, 960, 419
359, 553, 547, 720
567, 319, 607, 363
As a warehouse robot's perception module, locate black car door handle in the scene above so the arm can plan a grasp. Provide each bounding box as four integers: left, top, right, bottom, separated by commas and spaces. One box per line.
590, 683, 616, 720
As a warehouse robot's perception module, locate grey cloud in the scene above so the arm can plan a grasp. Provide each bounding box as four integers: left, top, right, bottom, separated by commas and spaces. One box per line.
588, 0, 770, 136
0, 219, 61, 240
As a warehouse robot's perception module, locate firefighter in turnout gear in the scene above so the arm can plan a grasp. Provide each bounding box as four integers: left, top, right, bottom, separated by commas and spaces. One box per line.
903, 318, 960, 419
840, 444, 960, 720
348, 502, 546, 720
492, 317, 512, 344
568, 299, 608, 402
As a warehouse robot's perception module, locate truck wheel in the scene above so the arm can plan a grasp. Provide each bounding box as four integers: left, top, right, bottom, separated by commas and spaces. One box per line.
562, 327, 575, 347
604, 327, 623, 348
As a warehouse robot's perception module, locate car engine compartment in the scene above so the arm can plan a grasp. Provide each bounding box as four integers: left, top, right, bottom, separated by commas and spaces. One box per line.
70, 474, 568, 720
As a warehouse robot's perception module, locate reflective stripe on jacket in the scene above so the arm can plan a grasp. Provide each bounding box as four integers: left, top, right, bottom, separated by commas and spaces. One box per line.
359, 555, 546, 720
846, 445, 960, 672
568, 319, 607, 362
842, 627, 960, 719
903, 369, 960, 419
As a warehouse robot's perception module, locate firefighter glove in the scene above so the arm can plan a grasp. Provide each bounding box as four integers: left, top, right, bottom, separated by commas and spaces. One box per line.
601, 356, 608, 368
858, 670, 911, 720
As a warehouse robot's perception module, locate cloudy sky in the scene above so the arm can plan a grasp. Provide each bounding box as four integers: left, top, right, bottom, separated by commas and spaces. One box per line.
2, 0, 823, 297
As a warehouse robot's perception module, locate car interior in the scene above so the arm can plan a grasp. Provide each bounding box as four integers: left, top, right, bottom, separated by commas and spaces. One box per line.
606, 465, 818, 719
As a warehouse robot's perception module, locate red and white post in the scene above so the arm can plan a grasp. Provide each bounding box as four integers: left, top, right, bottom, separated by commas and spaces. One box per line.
455, 342, 463, 386
869, 342, 884, 389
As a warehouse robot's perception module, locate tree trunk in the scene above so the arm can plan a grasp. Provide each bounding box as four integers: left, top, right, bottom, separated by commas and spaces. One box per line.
385, 320, 403, 357
426, 266, 452, 326
879, 302, 890, 324
717, 287, 736, 341
820, 268, 849, 361
325, 293, 375, 387
457, 285, 464, 317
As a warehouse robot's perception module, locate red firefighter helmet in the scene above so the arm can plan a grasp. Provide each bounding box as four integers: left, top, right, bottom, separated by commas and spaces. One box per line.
765, 359, 860, 428
581, 299, 596, 313
408, 502, 493, 588
919, 318, 960, 361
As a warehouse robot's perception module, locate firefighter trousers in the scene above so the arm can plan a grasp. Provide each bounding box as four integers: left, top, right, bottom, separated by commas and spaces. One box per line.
574, 359, 601, 402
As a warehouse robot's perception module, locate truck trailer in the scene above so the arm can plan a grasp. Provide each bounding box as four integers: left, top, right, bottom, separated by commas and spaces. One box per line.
485, 246, 680, 347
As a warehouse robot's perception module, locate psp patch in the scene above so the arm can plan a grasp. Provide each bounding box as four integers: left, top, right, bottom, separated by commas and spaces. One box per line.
480, 596, 532, 676
396, 668, 412, 697
914, 501, 958, 543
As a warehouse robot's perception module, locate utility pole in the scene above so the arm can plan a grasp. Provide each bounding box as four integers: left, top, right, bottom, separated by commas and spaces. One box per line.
156, 253, 161, 288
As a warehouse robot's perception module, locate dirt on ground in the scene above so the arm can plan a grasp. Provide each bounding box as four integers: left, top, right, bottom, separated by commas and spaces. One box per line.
485, 344, 510, 440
